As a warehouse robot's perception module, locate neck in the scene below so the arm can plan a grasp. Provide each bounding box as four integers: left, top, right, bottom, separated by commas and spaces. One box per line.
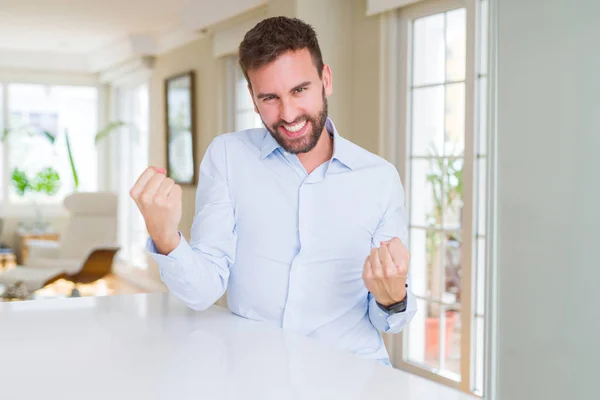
297, 125, 333, 174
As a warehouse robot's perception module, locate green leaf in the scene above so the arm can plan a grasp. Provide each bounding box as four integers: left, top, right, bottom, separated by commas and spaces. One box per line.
32, 167, 61, 196
11, 168, 31, 196
65, 130, 79, 189
94, 121, 127, 145
41, 130, 56, 144
1, 128, 10, 142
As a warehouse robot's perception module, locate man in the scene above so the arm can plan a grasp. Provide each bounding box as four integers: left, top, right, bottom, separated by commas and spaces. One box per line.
130, 16, 416, 366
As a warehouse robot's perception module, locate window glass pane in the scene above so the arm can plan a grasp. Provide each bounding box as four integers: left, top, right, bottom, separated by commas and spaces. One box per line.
479, 0, 489, 75
0, 84, 4, 204
408, 228, 429, 298
443, 157, 464, 229
413, 14, 445, 86
7, 84, 97, 204
427, 231, 444, 301
476, 237, 486, 316
445, 82, 465, 156
236, 74, 253, 111
410, 159, 439, 228
235, 65, 263, 131
130, 85, 149, 269
407, 298, 431, 366
445, 8, 466, 82
444, 309, 461, 378
407, 301, 459, 379
115, 84, 149, 270
474, 316, 485, 393
477, 157, 486, 235
444, 232, 462, 305
236, 110, 263, 132
412, 86, 444, 157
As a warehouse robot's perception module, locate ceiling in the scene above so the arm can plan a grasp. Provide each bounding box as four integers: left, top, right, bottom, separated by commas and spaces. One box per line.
0, 0, 265, 72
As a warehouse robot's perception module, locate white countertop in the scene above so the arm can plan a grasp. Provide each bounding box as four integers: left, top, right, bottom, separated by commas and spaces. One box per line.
0, 293, 474, 400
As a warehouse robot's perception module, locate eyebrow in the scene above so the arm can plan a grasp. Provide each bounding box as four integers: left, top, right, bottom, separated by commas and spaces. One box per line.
256, 81, 312, 100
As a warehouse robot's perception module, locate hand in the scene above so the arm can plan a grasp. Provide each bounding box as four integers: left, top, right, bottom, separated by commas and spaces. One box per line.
130, 166, 182, 255
362, 237, 410, 307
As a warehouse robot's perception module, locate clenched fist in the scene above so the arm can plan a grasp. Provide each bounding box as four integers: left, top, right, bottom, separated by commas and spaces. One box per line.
130, 166, 182, 255
362, 237, 410, 307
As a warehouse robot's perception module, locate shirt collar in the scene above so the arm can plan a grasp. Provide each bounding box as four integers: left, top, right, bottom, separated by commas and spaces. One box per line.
259, 117, 355, 170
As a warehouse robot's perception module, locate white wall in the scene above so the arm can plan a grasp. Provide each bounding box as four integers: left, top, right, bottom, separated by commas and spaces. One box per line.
496, 0, 600, 399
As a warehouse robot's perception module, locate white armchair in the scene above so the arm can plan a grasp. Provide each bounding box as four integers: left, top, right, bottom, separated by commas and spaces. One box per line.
0, 192, 121, 294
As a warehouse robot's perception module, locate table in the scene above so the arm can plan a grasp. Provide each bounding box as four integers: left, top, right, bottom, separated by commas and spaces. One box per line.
0, 293, 475, 400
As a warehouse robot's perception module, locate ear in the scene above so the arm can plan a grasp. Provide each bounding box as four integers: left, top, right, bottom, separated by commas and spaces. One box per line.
322, 64, 333, 97
247, 83, 259, 114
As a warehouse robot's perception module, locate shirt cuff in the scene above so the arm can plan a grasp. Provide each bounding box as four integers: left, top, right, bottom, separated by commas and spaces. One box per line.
146, 231, 192, 277
369, 290, 418, 333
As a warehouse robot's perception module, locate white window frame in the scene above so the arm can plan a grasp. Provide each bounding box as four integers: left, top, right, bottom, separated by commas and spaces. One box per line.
0, 73, 102, 218
379, 0, 497, 397
105, 70, 151, 273
224, 55, 264, 133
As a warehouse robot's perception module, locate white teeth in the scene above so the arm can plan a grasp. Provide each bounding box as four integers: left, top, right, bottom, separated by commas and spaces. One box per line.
284, 120, 307, 132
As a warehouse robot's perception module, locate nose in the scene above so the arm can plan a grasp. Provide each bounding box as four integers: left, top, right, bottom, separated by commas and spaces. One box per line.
279, 97, 299, 124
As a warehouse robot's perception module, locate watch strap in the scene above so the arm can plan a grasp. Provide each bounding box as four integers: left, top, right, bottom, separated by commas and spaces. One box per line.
376, 283, 408, 315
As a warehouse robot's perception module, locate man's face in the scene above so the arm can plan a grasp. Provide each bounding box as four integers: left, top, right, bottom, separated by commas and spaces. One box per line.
246, 48, 333, 154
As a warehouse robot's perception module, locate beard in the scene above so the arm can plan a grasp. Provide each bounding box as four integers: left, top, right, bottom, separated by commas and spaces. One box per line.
261, 90, 328, 155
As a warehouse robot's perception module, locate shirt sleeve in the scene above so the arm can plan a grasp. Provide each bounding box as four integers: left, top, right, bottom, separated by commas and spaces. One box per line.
147, 135, 237, 311
367, 164, 417, 333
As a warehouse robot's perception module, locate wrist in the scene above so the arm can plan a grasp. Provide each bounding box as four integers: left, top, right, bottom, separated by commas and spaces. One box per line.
154, 231, 180, 255
376, 287, 408, 315
376, 287, 407, 307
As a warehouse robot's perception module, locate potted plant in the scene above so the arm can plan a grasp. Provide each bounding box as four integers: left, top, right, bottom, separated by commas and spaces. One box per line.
2, 121, 127, 190
11, 166, 61, 232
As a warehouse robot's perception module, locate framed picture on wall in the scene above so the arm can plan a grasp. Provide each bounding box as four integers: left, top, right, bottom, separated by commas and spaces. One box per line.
164, 70, 197, 185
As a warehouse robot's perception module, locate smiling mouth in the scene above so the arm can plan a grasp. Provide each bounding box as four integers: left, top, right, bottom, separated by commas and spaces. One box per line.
279, 120, 308, 138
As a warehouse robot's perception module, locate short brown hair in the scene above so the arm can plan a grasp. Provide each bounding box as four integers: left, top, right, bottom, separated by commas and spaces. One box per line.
238, 16, 324, 86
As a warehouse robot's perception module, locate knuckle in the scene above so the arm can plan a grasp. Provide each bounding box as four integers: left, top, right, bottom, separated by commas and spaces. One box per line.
140, 193, 154, 205
174, 185, 182, 196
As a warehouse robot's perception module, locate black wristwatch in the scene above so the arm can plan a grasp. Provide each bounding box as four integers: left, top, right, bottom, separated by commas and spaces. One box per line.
376, 284, 408, 315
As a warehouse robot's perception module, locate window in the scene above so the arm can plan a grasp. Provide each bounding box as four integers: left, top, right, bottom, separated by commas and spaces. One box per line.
233, 58, 263, 131
111, 83, 150, 270
0, 84, 4, 205
390, 0, 489, 396
1, 83, 98, 208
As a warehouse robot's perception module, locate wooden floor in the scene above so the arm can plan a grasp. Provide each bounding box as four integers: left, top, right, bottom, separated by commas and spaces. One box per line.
33, 274, 147, 298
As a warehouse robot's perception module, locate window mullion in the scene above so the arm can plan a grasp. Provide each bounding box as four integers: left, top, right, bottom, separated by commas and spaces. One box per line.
394, 7, 411, 367
459, 0, 478, 393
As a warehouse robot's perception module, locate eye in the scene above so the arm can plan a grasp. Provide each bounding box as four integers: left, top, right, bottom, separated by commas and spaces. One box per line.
262, 95, 276, 102
295, 87, 307, 93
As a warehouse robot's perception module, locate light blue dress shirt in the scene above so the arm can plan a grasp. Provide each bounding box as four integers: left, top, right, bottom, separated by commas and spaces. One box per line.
147, 118, 417, 364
